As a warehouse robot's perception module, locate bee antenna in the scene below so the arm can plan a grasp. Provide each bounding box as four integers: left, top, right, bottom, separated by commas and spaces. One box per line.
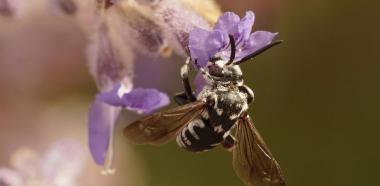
234, 40, 283, 65
226, 35, 236, 66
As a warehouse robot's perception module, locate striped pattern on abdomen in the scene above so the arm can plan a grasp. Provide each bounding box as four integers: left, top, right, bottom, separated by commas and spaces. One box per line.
176, 117, 226, 152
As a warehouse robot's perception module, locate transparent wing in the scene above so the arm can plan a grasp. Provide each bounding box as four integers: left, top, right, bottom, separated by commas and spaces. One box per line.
124, 101, 206, 145
233, 115, 285, 186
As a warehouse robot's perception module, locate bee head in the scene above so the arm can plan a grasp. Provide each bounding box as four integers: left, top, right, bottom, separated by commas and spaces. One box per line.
206, 59, 243, 84
202, 37, 282, 85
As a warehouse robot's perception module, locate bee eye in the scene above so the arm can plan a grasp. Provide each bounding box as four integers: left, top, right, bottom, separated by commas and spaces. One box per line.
208, 65, 223, 77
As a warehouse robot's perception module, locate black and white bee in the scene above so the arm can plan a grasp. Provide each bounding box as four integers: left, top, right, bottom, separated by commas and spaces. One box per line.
124, 37, 285, 186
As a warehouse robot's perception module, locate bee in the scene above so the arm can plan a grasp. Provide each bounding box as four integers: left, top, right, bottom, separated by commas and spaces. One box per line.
124, 37, 285, 186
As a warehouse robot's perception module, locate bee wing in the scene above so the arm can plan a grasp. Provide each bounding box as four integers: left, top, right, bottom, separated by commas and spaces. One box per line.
233, 115, 285, 186
124, 101, 206, 145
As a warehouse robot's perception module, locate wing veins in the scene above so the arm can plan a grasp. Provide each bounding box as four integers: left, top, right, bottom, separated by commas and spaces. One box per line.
232, 115, 285, 186
124, 101, 206, 145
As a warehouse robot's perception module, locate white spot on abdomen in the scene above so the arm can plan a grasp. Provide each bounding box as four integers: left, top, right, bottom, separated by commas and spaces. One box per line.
216, 108, 223, 116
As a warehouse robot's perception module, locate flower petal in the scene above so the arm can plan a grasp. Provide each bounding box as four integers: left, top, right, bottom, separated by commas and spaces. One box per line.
208, 30, 229, 54
96, 83, 132, 107
123, 88, 169, 114
87, 24, 134, 91
214, 12, 240, 39
189, 28, 212, 67
248, 31, 278, 48
236, 31, 277, 60
189, 28, 228, 68
88, 100, 121, 165
237, 11, 255, 42
106, 2, 168, 55
154, 0, 211, 56
0, 168, 22, 186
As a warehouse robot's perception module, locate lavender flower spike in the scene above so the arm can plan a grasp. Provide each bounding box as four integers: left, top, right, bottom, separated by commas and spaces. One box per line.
189, 11, 278, 68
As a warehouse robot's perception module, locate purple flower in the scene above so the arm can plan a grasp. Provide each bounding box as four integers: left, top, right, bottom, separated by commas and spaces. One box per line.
189, 11, 278, 68
87, 24, 169, 171
96, 84, 170, 114
86, 3, 172, 173
87, 22, 133, 173
88, 83, 169, 172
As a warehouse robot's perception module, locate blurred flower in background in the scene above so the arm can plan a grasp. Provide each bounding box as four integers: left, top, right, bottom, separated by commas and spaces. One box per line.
86, 0, 171, 172
48, 0, 77, 16
0, 0, 27, 18
0, 0, 12, 17
0, 0, 223, 179
0, 139, 84, 186
0, 0, 146, 185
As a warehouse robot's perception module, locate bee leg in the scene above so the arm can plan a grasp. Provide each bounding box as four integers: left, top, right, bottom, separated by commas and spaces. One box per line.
180, 58, 196, 102
173, 92, 192, 106
221, 134, 237, 151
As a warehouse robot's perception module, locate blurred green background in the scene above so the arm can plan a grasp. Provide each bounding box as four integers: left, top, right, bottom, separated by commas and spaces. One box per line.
1, 0, 380, 186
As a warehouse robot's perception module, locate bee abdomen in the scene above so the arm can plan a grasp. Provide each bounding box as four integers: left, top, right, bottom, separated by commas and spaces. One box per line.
176, 118, 224, 152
